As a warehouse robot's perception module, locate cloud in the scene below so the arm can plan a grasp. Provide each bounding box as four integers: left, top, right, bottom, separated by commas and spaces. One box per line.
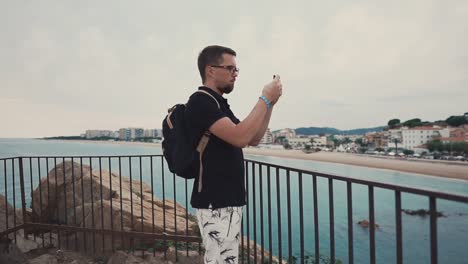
1, 1, 467, 137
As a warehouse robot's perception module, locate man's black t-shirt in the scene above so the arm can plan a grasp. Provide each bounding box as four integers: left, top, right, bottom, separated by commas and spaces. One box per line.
185, 86, 246, 209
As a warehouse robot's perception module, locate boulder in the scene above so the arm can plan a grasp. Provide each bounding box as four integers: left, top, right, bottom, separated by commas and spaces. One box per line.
30, 161, 196, 252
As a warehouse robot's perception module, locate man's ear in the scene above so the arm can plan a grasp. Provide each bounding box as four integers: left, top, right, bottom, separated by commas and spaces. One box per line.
205, 65, 213, 79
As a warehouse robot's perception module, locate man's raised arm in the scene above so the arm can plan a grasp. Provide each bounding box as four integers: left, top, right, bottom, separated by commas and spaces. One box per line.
209, 77, 282, 148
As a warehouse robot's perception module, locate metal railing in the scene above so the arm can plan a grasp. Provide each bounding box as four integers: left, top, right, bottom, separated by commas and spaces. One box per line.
242, 159, 468, 264
1, 155, 468, 263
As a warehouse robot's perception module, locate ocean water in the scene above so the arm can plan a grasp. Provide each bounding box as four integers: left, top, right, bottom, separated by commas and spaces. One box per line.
1, 138, 467, 264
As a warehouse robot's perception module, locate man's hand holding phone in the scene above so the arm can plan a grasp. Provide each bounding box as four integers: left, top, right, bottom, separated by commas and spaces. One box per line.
265, 74, 282, 106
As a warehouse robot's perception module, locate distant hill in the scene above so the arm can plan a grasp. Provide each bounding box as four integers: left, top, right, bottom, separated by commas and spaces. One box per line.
295, 126, 385, 136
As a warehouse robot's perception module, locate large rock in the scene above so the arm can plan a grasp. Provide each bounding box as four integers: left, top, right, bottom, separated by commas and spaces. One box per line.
30, 161, 196, 252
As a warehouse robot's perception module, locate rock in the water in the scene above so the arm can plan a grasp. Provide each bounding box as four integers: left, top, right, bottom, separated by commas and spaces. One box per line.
402, 209, 445, 217
357, 219, 379, 229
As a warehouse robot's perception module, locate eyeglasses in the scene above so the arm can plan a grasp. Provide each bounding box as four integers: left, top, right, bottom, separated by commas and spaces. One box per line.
210, 65, 240, 74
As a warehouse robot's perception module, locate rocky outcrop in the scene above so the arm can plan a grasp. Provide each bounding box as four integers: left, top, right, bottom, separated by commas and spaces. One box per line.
402, 209, 445, 217
357, 219, 380, 229
30, 161, 196, 252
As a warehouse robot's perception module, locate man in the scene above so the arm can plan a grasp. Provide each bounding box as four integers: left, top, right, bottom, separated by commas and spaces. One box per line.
185, 45, 282, 264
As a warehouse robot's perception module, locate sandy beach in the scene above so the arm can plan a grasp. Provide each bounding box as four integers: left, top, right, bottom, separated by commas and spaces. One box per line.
53, 140, 468, 181
244, 147, 468, 180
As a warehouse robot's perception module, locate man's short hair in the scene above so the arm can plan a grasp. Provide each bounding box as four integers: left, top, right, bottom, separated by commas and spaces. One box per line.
198, 45, 236, 83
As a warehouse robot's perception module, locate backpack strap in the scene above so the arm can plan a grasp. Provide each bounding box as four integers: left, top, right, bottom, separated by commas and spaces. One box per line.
195, 90, 220, 109
166, 105, 177, 129
193, 89, 221, 193
166, 89, 217, 130
196, 132, 211, 192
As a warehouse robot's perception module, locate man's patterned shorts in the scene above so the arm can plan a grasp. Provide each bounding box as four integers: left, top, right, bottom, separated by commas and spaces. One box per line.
196, 206, 243, 264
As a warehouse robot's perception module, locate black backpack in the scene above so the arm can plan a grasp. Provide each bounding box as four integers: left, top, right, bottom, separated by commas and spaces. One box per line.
162, 90, 220, 192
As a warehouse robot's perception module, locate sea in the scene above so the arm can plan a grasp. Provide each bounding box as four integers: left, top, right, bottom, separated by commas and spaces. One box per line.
1, 138, 467, 264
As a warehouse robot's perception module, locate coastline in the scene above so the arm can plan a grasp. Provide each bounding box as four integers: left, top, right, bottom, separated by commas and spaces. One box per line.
48, 139, 468, 181
244, 147, 468, 181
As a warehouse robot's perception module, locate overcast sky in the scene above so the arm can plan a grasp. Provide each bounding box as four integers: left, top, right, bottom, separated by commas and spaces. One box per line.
1, 0, 467, 138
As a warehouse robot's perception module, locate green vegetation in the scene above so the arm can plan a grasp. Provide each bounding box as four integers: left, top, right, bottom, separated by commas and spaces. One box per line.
387, 113, 468, 129
276, 136, 286, 144
355, 138, 366, 147
42, 136, 83, 140
134, 137, 160, 142
426, 140, 468, 154
446, 115, 468, 127
387, 118, 400, 128
89, 136, 116, 141
403, 149, 415, 155
402, 118, 422, 127
390, 138, 401, 153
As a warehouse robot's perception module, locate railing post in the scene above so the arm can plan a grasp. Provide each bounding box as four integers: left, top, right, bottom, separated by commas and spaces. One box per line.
18, 157, 28, 224
430, 197, 438, 264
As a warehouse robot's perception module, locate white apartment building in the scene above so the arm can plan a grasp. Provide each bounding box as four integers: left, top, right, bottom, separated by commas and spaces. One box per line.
119, 128, 144, 141
119, 128, 131, 141
400, 126, 449, 150
130, 128, 144, 139
287, 137, 311, 148
144, 129, 159, 138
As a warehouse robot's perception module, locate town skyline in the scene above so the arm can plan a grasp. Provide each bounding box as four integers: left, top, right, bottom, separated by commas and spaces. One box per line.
13, 111, 465, 139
